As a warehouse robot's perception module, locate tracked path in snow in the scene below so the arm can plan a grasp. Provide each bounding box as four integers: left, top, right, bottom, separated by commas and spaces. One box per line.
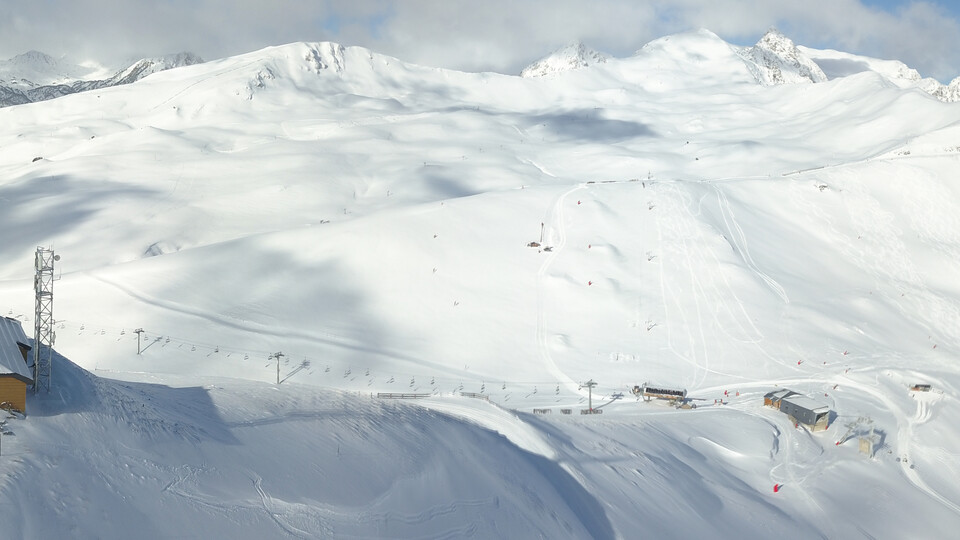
652, 181, 796, 389
535, 183, 587, 393
713, 185, 789, 304
710, 369, 960, 517
838, 374, 960, 515
83, 272, 467, 380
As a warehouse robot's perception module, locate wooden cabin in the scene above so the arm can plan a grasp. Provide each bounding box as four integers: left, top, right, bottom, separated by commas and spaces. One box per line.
0, 317, 34, 413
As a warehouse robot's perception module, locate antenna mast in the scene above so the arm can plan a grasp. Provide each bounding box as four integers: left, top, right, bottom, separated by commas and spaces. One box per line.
33, 247, 58, 393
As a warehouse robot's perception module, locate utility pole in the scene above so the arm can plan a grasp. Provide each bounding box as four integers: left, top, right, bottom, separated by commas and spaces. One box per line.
272, 352, 284, 384
583, 379, 598, 412
134, 328, 144, 355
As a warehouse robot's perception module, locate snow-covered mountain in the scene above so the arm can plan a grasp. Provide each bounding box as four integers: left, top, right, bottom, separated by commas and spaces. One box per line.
932, 77, 960, 102
799, 44, 960, 102
737, 28, 828, 85
0, 51, 203, 107
1, 30, 960, 538
520, 41, 608, 77
0, 50, 113, 88
100, 52, 205, 87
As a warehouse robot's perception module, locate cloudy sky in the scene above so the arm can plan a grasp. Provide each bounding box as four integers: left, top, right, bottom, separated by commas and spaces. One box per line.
1, 0, 958, 82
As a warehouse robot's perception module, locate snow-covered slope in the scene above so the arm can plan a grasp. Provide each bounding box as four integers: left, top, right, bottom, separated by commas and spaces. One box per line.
1, 30, 960, 538
800, 44, 960, 102
2, 356, 607, 538
520, 41, 608, 77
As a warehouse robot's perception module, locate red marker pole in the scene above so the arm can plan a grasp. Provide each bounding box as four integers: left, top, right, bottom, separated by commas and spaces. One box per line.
773, 484, 780, 493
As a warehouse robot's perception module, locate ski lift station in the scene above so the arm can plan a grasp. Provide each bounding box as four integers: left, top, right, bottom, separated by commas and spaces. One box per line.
633, 383, 687, 403
764, 389, 831, 431
0, 316, 34, 413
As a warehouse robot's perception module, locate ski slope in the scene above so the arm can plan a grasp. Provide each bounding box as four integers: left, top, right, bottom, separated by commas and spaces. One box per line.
1, 29, 960, 538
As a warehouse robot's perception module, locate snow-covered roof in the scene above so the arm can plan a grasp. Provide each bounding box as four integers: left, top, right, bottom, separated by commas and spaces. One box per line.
782, 394, 830, 414
0, 316, 33, 383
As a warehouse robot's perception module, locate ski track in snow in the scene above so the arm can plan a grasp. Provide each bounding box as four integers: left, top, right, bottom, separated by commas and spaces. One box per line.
536, 183, 587, 393
148, 59, 262, 111
252, 474, 317, 539
719, 369, 960, 516
83, 271, 467, 379
654, 183, 709, 388
654, 182, 782, 388
713, 185, 790, 304
836, 375, 960, 515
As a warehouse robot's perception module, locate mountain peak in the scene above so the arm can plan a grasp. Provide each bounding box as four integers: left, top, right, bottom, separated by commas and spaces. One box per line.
520, 41, 607, 78
11, 50, 58, 67
107, 51, 204, 85
931, 76, 960, 102
738, 28, 827, 85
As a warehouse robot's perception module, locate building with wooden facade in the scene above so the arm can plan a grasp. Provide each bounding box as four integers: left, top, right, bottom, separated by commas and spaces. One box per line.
764, 388, 830, 431
0, 317, 34, 413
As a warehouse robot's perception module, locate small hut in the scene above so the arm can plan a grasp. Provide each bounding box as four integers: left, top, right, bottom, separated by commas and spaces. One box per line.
0, 317, 34, 413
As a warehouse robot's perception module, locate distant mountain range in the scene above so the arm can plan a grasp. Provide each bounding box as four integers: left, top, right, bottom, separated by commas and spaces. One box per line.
3, 28, 958, 110
520, 28, 960, 102
0, 51, 203, 107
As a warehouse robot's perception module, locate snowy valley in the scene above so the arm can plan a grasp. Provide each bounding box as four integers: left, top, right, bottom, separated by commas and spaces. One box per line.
0, 28, 959, 538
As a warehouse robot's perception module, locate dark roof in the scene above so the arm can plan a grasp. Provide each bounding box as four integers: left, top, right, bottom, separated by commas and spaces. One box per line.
0, 317, 34, 383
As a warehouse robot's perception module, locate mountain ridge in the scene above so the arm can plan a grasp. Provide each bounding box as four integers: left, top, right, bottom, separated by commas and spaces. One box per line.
520, 41, 608, 77
0, 51, 204, 108
516, 28, 958, 101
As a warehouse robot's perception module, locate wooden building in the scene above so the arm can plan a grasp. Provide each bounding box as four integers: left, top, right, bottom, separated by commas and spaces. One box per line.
763, 388, 797, 408
764, 388, 830, 431
0, 317, 34, 413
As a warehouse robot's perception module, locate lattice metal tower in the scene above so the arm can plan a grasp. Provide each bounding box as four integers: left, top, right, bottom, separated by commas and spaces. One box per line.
33, 247, 58, 393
